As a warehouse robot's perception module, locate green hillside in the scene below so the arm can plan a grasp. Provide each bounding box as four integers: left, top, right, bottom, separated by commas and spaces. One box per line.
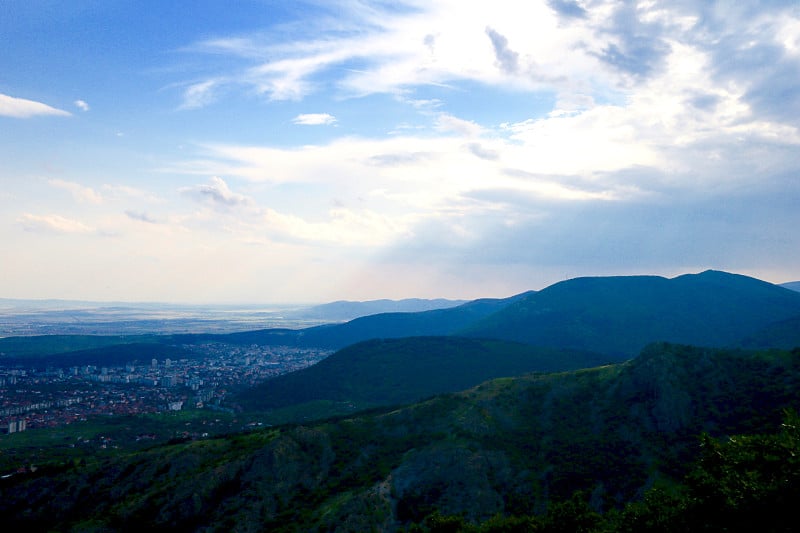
740, 314, 800, 350
0, 334, 163, 359
463, 270, 800, 356
0, 341, 197, 369
233, 336, 611, 412
2, 343, 798, 531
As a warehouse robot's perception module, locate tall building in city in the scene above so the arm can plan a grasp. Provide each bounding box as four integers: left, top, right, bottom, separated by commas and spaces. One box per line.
6, 419, 26, 433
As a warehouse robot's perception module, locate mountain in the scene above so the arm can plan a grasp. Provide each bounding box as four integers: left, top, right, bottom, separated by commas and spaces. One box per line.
212, 293, 534, 350
5, 270, 799, 366
233, 336, 610, 412
781, 281, 800, 292
740, 314, 800, 350
462, 270, 800, 357
283, 298, 468, 321
222, 271, 800, 355
0, 295, 526, 366
2, 343, 798, 530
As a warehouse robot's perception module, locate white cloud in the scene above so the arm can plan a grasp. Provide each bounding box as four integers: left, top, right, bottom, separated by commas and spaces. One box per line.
180, 176, 254, 210
180, 80, 220, 110
17, 213, 93, 234
125, 210, 159, 224
74, 99, 90, 112
102, 184, 164, 203
435, 113, 484, 137
9, 1, 793, 302
292, 113, 337, 125
0, 93, 71, 118
180, 0, 592, 106
261, 206, 413, 247
48, 179, 104, 204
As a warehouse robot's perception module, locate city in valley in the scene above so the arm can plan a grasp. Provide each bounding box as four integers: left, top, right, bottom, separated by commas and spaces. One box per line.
0, 343, 331, 435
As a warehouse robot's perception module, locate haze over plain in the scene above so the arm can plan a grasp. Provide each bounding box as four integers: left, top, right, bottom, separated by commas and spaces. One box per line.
2, 1, 799, 303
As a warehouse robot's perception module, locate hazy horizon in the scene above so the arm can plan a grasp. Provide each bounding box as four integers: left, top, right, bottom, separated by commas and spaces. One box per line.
3, 1, 799, 303
0, 269, 797, 308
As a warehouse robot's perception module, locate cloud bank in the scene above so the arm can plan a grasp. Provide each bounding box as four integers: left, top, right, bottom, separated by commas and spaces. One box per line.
3, 1, 798, 302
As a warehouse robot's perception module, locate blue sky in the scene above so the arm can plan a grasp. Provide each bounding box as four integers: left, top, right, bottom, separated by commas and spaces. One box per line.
2, 0, 799, 303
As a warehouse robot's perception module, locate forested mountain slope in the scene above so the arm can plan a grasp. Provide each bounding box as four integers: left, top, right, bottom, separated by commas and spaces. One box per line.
234, 336, 610, 412
463, 270, 800, 356
3, 343, 798, 531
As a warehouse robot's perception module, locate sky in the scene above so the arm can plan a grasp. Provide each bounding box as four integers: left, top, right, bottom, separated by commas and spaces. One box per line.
1, 0, 799, 304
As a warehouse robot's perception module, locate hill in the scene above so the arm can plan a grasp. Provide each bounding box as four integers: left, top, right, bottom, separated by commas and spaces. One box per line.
740, 314, 800, 350
2, 343, 798, 531
210, 293, 532, 350
463, 270, 800, 356
4, 271, 798, 364
284, 298, 467, 321
217, 271, 800, 355
233, 336, 610, 412
781, 281, 800, 292
0, 295, 522, 368
0, 334, 162, 359
0, 342, 199, 369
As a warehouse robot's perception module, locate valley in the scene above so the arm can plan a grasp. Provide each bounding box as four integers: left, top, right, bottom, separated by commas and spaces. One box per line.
0, 270, 799, 531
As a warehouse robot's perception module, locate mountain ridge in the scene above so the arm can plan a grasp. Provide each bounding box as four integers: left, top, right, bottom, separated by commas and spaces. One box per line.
2, 270, 798, 364
283, 298, 469, 321
781, 280, 800, 292
461, 270, 800, 356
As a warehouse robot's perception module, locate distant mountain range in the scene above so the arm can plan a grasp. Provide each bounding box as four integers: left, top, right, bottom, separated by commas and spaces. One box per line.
781, 281, 800, 292
203, 292, 534, 350
280, 298, 468, 321
0, 297, 468, 325
210, 270, 800, 356
3, 270, 799, 362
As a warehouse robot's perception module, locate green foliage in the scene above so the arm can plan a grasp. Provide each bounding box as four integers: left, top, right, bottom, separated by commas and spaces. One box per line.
1, 344, 799, 531
0, 337, 198, 368
0, 334, 158, 358
235, 336, 608, 415
683, 410, 800, 531
0, 409, 271, 473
